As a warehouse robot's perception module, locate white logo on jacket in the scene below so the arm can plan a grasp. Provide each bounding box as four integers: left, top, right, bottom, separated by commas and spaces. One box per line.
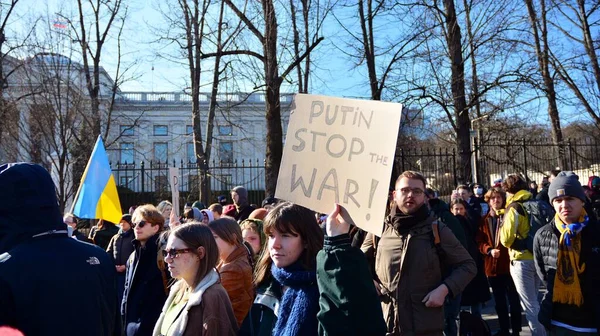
86, 257, 100, 265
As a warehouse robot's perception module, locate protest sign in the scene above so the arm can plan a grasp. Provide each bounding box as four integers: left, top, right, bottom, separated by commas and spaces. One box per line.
169, 167, 180, 217
275, 94, 402, 235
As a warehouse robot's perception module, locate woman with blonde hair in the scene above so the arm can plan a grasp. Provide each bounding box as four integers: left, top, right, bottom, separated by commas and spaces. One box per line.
157, 200, 173, 228
207, 218, 254, 326
153, 223, 237, 336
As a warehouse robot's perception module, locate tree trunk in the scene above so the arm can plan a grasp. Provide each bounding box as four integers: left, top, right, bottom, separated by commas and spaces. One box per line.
443, 0, 472, 184
263, 0, 283, 197
524, 0, 564, 166
204, 0, 227, 203
358, 0, 380, 100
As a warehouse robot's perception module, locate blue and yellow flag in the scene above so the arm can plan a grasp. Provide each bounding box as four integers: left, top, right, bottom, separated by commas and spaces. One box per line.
72, 136, 122, 224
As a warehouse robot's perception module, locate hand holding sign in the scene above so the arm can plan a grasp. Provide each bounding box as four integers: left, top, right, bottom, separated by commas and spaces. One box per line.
276, 94, 402, 236
326, 203, 352, 237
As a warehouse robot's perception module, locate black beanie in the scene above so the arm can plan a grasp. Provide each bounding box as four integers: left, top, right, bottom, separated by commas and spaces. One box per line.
548, 171, 587, 203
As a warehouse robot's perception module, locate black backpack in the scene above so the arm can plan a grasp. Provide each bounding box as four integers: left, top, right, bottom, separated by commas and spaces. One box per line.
459, 311, 491, 336
507, 199, 555, 252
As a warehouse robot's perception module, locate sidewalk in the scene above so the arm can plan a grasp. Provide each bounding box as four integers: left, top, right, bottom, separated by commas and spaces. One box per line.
481, 301, 532, 336
474, 286, 548, 336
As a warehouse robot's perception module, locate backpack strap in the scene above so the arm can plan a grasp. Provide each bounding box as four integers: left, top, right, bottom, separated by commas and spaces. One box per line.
506, 201, 526, 216
432, 221, 441, 246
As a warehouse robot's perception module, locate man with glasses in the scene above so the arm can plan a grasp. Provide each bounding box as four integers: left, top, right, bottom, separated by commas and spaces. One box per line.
363, 170, 476, 335
121, 204, 168, 336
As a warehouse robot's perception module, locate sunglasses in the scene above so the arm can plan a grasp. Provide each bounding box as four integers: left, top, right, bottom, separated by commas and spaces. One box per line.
162, 248, 194, 258
133, 220, 151, 228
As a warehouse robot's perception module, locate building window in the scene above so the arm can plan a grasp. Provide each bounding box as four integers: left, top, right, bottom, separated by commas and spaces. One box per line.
154, 125, 168, 136
120, 125, 134, 136
186, 125, 193, 136
187, 142, 196, 163
119, 176, 134, 188
120, 143, 134, 163
219, 141, 233, 163
218, 125, 232, 136
154, 142, 168, 162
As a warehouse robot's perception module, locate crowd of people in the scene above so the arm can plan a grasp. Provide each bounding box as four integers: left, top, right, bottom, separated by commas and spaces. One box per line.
0, 162, 599, 336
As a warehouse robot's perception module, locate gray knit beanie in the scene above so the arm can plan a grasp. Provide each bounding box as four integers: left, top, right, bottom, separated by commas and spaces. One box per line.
548, 171, 587, 203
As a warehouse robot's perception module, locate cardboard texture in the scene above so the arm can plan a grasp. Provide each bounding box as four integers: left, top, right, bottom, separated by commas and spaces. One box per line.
169, 167, 180, 217
275, 94, 402, 236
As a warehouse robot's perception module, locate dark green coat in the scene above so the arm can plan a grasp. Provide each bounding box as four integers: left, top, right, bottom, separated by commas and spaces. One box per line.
238, 279, 280, 336
428, 198, 467, 248
317, 234, 386, 336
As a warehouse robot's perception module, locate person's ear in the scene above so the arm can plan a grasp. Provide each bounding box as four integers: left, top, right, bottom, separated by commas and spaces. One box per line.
196, 246, 205, 259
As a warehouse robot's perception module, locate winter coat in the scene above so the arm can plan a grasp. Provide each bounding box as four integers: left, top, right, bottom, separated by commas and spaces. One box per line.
238, 279, 280, 336
476, 210, 511, 277
234, 205, 256, 223
363, 206, 476, 335
536, 186, 549, 204
456, 214, 491, 306
467, 196, 484, 222
533, 219, 600, 330
500, 190, 534, 261
107, 229, 135, 266
217, 245, 254, 326
152, 270, 238, 336
90, 223, 120, 250
317, 234, 386, 336
122, 234, 168, 336
73, 229, 91, 243
0, 162, 121, 336
428, 199, 467, 248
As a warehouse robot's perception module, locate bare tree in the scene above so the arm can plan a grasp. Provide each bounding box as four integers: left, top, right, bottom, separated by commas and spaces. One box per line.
154, 0, 252, 203
62, 0, 128, 186
6, 19, 89, 211
523, 0, 564, 148
0, 0, 35, 150
548, 0, 600, 128
222, 0, 326, 195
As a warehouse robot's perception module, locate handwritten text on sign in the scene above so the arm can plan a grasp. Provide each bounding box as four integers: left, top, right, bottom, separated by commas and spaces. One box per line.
276, 94, 402, 235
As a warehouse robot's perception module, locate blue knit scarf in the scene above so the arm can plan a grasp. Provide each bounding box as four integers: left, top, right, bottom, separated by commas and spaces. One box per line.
271, 262, 319, 336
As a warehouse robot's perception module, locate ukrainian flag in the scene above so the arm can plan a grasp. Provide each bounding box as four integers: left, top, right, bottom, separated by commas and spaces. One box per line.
72, 136, 122, 224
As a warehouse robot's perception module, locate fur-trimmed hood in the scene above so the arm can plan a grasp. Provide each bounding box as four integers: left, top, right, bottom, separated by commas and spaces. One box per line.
152, 269, 220, 336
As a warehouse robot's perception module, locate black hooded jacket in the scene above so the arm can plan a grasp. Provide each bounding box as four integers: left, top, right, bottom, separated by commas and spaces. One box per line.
0, 163, 121, 336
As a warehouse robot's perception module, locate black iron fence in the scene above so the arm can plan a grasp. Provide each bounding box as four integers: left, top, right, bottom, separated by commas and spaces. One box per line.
475, 138, 600, 188
112, 159, 266, 212
111, 138, 600, 212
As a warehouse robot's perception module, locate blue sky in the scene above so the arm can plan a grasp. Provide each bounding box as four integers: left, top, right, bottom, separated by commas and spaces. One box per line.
7, 0, 367, 98
6, 0, 596, 129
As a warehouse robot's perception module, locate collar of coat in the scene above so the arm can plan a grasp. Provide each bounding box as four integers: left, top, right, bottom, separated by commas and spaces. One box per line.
152, 269, 220, 336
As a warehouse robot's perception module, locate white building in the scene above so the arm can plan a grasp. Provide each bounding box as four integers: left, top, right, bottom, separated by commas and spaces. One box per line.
107, 91, 293, 193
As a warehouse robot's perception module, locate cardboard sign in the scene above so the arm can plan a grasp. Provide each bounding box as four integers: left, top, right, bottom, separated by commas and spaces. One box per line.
169, 167, 180, 217
275, 94, 402, 235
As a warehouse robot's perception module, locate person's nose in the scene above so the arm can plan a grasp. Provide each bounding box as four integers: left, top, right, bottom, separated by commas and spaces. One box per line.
271, 236, 282, 249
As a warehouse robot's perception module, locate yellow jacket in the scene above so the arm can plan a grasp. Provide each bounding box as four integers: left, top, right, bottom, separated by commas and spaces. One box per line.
500, 189, 534, 260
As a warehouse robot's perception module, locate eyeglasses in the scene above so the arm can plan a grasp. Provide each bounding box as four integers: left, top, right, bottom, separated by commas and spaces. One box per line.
133, 220, 149, 228
162, 248, 194, 259
397, 187, 425, 196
